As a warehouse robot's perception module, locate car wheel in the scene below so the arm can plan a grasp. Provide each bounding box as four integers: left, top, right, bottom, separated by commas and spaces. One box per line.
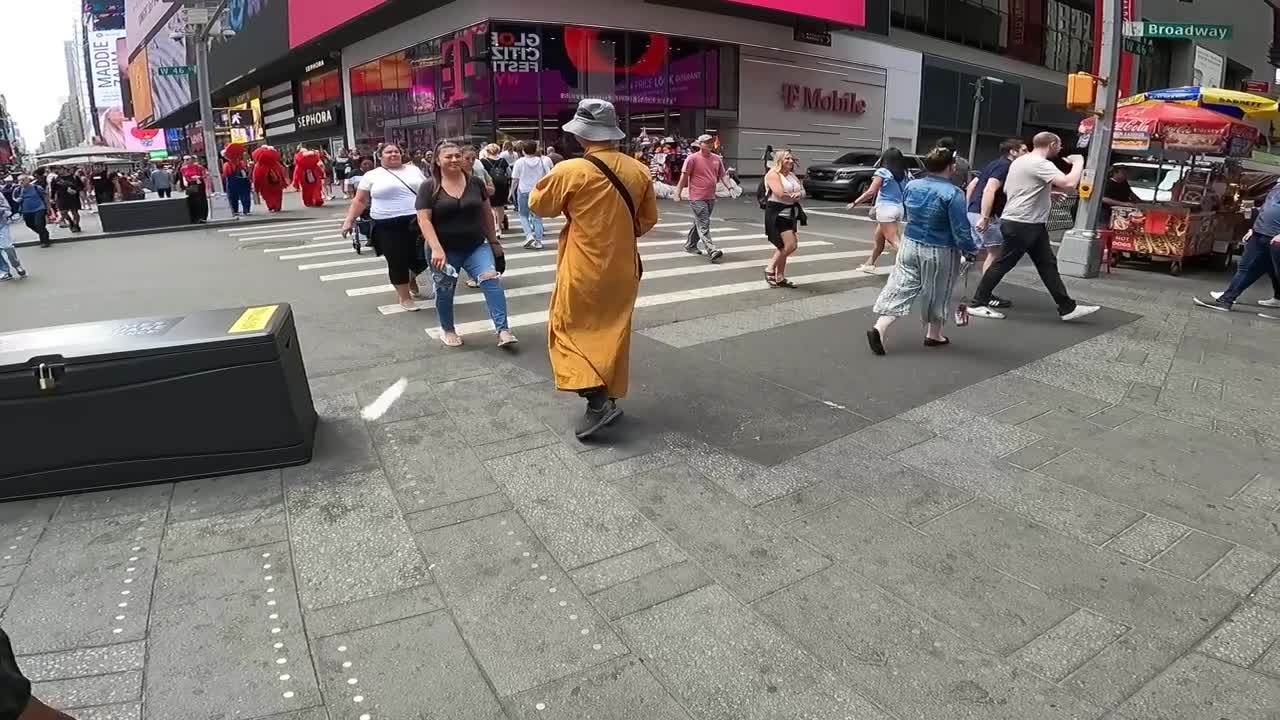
851, 178, 870, 200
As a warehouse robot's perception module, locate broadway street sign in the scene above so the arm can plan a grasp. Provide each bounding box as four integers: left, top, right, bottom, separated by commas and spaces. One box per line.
1123, 21, 1232, 41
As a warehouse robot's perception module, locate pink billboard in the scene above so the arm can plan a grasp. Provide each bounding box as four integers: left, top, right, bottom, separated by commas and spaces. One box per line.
288, 0, 389, 48
723, 0, 865, 27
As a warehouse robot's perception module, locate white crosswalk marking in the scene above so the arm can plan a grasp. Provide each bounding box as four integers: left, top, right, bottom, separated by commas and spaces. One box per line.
803, 208, 875, 223
378, 249, 872, 314
269, 241, 350, 255
221, 216, 345, 234
425, 267, 876, 338
236, 226, 346, 242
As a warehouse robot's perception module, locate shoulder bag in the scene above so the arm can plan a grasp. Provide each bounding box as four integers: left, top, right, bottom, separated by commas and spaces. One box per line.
584, 155, 644, 280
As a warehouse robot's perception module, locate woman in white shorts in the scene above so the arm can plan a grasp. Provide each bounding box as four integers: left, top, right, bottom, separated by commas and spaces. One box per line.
849, 148, 909, 271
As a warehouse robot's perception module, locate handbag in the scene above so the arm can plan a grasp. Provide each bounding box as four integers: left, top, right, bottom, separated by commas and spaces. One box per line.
584, 155, 644, 280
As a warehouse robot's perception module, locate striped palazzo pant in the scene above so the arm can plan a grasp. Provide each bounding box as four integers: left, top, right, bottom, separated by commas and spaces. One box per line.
872, 237, 961, 324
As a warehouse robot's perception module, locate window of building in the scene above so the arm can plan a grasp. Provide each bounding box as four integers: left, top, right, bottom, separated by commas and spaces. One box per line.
1043, 0, 1093, 74
299, 69, 341, 116
891, 0, 1010, 56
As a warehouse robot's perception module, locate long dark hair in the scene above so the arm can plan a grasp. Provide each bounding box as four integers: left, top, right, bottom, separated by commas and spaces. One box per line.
429, 140, 463, 200
880, 147, 907, 182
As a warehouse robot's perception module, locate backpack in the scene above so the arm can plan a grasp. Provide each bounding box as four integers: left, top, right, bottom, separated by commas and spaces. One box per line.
483, 157, 510, 185
756, 178, 769, 209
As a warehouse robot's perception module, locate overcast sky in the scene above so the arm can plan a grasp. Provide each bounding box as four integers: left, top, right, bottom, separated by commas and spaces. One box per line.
0, 0, 82, 143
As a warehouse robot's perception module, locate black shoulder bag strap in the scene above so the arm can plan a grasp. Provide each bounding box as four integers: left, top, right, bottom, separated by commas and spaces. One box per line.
584, 154, 644, 280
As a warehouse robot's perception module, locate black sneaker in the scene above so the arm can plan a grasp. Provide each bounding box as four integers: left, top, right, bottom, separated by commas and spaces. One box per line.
708, 249, 724, 262
1193, 296, 1232, 313
684, 246, 702, 255
575, 399, 623, 440
988, 295, 1013, 309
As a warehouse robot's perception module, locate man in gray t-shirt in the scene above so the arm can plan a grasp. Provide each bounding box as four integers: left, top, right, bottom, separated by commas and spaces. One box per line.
969, 131, 1099, 322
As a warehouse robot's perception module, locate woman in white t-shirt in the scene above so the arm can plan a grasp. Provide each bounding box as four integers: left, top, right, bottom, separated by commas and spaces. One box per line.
341, 143, 430, 312
762, 149, 806, 288
510, 140, 554, 249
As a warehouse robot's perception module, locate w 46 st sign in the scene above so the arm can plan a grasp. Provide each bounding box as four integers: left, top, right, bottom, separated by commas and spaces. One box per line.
1123, 21, 1233, 41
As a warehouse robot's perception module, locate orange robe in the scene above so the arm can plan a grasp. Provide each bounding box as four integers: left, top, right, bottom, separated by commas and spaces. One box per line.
529, 148, 658, 398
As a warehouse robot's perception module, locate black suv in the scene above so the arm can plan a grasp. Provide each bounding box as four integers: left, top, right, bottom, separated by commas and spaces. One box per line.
803, 151, 925, 200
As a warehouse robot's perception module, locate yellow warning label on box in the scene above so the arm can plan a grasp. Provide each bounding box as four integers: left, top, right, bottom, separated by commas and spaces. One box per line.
228, 305, 279, 333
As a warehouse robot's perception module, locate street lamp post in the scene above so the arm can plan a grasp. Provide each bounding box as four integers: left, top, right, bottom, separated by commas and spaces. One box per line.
968, 76, 1004, 168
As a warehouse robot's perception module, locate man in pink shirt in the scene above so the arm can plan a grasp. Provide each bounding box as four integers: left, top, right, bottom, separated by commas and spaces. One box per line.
674, 134, 731, 263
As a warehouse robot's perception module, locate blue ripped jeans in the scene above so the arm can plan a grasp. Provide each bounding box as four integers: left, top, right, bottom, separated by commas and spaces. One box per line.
426, 242, 510, 333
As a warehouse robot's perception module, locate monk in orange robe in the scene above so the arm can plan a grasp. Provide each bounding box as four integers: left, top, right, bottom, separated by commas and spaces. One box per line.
530, 99, 658, 439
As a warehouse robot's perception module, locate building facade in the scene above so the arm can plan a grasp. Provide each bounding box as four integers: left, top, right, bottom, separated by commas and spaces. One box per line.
889, 0, 1280, 163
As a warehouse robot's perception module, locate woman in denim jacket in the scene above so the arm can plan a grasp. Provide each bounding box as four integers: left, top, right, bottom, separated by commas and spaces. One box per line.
867, 147, 978, 355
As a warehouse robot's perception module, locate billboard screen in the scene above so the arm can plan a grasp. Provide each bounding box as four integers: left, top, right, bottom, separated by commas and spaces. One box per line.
208, 0, 289, 88
127, 47, 153, 123
148, 10, 194, 120
125, 0, 175, 58
288, 0, 389, 48
722, 0, 865, 27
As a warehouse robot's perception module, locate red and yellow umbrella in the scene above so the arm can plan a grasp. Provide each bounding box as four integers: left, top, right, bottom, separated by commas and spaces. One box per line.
1079, 101, 1259, 155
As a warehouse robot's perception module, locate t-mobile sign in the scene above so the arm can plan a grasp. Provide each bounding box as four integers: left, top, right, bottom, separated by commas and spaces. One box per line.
723, 0, 865, 27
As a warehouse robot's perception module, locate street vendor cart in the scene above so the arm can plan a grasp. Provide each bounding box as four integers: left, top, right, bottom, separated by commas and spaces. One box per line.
1080, 98, 1261, 274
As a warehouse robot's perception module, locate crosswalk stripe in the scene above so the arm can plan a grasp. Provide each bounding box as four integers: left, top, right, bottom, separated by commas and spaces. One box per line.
317, 238, 805, 279
237, 226, 343, 242
264, 240, 349, 253
803, 208, 875, 223
221, 216, 344, 234
279, 246, 352, 260
425, 267, 875, 337
377, 249, 871, 314
301, 233, 787, 270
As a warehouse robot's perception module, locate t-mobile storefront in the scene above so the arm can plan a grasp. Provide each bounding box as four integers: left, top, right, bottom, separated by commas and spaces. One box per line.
341, 0, 922, 171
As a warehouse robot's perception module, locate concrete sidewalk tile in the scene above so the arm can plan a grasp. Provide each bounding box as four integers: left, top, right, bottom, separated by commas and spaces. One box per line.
901, 398, 978, 434
311, 391, 361, 420
570, 540, 688, 596
5, 525, 160, 654
1011, 609, 1128, 682
404, 492, 513, 533
795, 499, 1076, 654
921, 500, 1236, 647
616, 585, 892, 720
1201, 547, 1277, 597
285, 469, 428, 610
941, 383, 1021, 416
486, 446, 661, 570
438, 375, 549, 445
756, 480, 848, 525
32, 670, 141, 710
990, 400, 1055, 426
1116, 347, 1148, 366
303, 583, 444, 639
593, 448, 683, 482
848, 417, 935, 456
1012, 359, 1130, 405
145, 591, 320, 720
371, 416, 499, 512
0, 496, 59, 531
1039, 450, 1280, 557
613, 463, 830, 603
1123, 382, 1161, 406
313, 612, 504, 720
70, 703, 141, 720
307, 354, 503, 398
418, 511, 627, 695
160, 505, 287, 562
28, 511, 165, 562
0, 564, 22, 587
1003, 438, 1072, 470
504, 655, 692, 719
590, 560, 712, 620
282, 416, 380, 484
51, 484, 173, 524
1199, 604, 1280, 667
753, 566, 1103, 720
1060, 629, 1185, 710
1149, 531, 1234, 581
892, 438, 1142, 545
662, 434, 821, 507
942, 415, 1042, 457
353, 375, 444, 425
18, 641, 145, 682
1236, 474, 1280, 510
1116, 653, 1280, 719
247, 709, 328, 720
1088, 405, 1144, 429
472, 430, 560, 461
166, 469, 283, 522
1104, 515, 1187, 563
1017, 408, 1107, 443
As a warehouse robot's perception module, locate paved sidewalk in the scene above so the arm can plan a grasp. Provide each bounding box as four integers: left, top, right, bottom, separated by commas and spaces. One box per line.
3, 262, 1280, 719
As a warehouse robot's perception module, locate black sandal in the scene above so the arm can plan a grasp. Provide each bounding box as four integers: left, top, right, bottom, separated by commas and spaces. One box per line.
924, 337, 951, 347
867, 328, 886, 356
765, 271, 780, 288
775, 277, 797, 288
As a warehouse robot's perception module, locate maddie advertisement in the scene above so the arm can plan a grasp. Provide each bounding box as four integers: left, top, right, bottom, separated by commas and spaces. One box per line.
722, 0, 865, 27
288, 0, 389, 48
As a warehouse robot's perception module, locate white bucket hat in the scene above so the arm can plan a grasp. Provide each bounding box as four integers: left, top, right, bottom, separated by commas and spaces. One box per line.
562, 99, 625, 142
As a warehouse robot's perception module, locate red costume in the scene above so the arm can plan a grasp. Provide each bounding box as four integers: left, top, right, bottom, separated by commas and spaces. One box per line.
292, 149, 325, 207
252, 145, 287, 212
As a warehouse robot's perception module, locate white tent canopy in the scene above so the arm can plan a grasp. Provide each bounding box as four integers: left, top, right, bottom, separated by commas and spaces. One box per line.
36, 145, 139, 161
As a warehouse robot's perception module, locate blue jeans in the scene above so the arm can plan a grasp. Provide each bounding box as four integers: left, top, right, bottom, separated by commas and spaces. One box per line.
426, 242, 509, 333
227, 179, 252, 214
516, 190, 543, 241
0, 246, 20, 274
1221, 233, 1280, 305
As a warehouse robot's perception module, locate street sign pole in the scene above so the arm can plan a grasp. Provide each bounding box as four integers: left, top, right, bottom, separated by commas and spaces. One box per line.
194, 27, 224, 203
1059, 0, 1123, 278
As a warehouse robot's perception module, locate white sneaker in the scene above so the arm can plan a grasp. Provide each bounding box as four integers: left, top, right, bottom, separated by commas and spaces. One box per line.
399, 299, 421, 312
1259, 298, 1280, 308
967, 306, 1005, 319
858, 263, 876, 272
1210, 291, 1225, 301
532, 239, 544, 250
1061, 304, 1100, 322
522, 237, 535, 249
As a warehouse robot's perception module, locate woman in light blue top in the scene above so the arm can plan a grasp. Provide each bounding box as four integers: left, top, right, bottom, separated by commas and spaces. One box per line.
849, 147, 908, 270
866, 147, 978, 356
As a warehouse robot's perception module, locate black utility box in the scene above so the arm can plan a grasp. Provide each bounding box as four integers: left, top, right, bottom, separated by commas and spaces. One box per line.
98, 197, 193, 233
0, 304, 316, 500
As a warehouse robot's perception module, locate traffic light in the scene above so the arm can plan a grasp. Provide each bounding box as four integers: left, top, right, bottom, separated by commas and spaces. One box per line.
1067, 73, 1099, 111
